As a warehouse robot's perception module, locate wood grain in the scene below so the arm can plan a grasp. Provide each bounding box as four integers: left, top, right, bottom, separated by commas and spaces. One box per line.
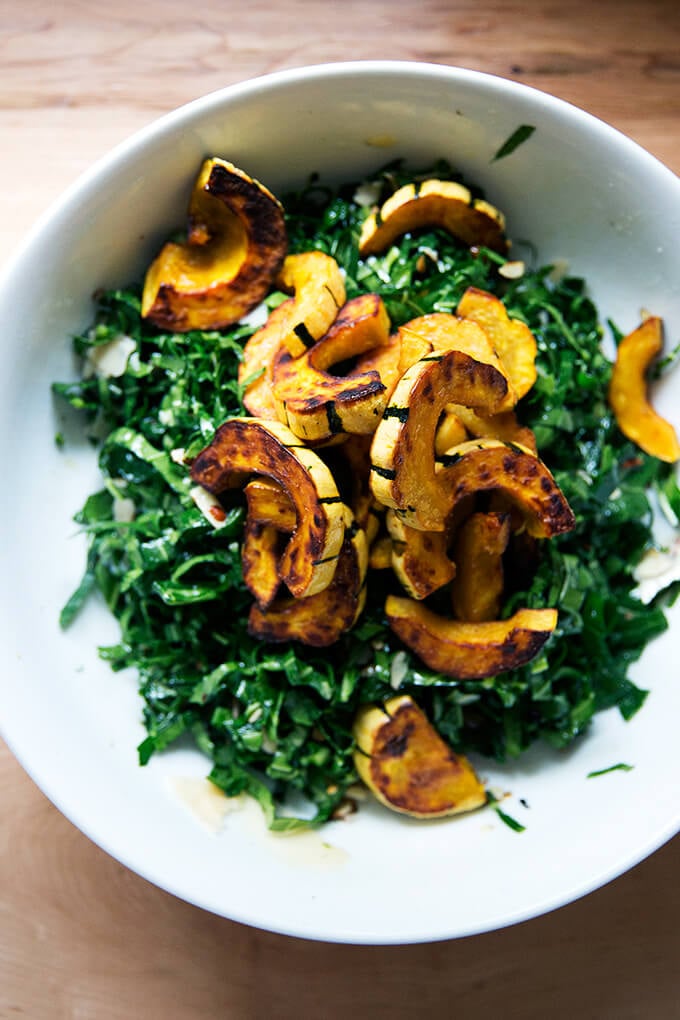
2, 747, 680, 1019
1, 0, 679, 265
1, 1, 679, 1016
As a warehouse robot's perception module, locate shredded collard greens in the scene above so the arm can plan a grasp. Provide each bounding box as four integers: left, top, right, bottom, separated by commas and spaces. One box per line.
53, 161, 680, 827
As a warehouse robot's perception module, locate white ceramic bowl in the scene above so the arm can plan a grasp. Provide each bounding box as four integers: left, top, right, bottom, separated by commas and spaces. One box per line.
1, 61, 679, 945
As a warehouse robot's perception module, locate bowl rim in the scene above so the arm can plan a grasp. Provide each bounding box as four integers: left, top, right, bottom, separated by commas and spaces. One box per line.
2, 58, 678, 294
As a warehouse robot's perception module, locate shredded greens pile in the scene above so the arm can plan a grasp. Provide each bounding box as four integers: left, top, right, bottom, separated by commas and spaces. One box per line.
53, 161, 680, 828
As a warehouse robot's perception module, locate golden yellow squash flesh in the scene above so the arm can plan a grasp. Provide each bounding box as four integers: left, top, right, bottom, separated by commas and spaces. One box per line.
394, 312, 518, 410
238, 250, 347, 417
441, 404, 538, 455
450, 511, 511, 622
239, 299, 293, 420
437, 439, 575, 539
608, 315, 680, 463
369, 329, 516, 532
142, 157, 287, 331
276, 251, 346, 357
248, 518, 368, 647
352, 695, 487, 818
359, 179, 508, 257
385, 599, 558, 679
271, 293, 392, 441
189, 418, 346, 598
457, 287, 538, 399
386, 510, 456, 600
240, 479, 297, 609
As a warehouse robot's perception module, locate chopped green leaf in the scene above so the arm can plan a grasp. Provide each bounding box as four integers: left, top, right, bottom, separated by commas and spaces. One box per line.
587, 763, 634, 778
492, 124, 536, 162
486, 791, 526, 832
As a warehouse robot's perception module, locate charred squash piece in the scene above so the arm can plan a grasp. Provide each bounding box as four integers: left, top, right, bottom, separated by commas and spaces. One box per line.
352, 695, 487, 818
395, 313, 517, 411
385, 599, 558, 679
248, 516, 368, 647
437, 439, 575, 539
336, 435, 383, 545
190, 418, 346, 597
397, 324, 432, 377
435, 407, 469, 456
272, 293, 391, 441
243, 477, 297, 531
386, 510, 456, 600
239, 479, 296, 609
276, 251, 346, 357
442, 404, 538, 455
142, 158, 286, 331
359, 179, 508, 257
608, 315, 680, 463
370, 332, 513, 532
353, 330, 403, 402
450, 512, 511, 622
457, 287, 537, 399
368, 534, 393, 570
239, 299, 294, 419
241, 521, 283, 610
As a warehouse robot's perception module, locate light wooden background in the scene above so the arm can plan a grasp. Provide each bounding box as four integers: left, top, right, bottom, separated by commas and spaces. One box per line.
2, 2, 679, 1017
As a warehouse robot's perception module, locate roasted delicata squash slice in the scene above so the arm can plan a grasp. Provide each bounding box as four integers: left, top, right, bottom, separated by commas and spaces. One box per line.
272, 293, 392, 441
352, 329, 403, 403
394, 313, 517, 410
450, 511, 511, 622
440, 404, 538, 455
397, 323, 433, 377
434, 406, 469, 455
243, 477, 297, 531
385, 599, 558, 679
239, 300, 294, 419
142, 157, 287, 332
240, 479, 297, 609
359, 179, 508, 257
608, 315, 680, 463
368, 533, 393, 570
352, 695, 487, 818
276, 251, 346, 357
189, 418, 346, 598
386, 510, 456, 600
334, 435, 384, 545
437, 438, 575, 538
241, 520, 283, 610
248, 516, 368, 647
370, 336, 515, 531
457, 287, 538, 399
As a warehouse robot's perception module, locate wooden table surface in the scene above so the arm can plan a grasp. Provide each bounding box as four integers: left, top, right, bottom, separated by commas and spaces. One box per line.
2, 2, 679, 1017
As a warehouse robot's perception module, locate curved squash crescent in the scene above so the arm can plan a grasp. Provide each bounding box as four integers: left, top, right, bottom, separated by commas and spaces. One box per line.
450, 511, 511, 622
272, 293, 392, 441
276, 251, 346, 357
457, 287, 538, 399
142, 157, 287, 331
369, 333, 514, 531
189, 418, 346, 598
386, 510, 456, 600
359, 179, 508, 256
437, 438, 575, 538
385, 598, 558, 679
608, 315, 680, 463
352, 695, 487, 817
248, 518, 368, 647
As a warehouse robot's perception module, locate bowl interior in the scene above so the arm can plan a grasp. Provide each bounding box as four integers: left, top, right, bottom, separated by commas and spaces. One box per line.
1, 62, 679, 944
